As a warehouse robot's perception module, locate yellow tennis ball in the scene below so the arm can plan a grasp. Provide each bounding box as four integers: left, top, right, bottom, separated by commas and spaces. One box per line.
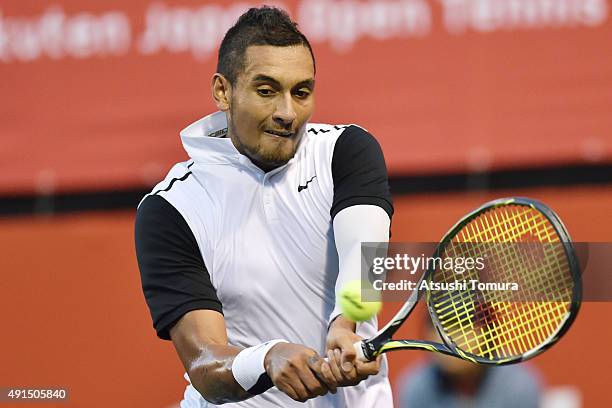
339, 280, 382, 322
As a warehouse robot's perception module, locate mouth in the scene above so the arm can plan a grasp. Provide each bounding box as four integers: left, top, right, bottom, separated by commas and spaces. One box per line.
264, 129, 295, 138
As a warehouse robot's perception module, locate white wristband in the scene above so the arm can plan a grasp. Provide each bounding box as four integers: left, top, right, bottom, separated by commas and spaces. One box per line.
231, 339, 288, 395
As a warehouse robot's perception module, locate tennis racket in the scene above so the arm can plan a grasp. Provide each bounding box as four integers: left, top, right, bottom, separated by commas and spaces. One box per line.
356, 197, 581, 365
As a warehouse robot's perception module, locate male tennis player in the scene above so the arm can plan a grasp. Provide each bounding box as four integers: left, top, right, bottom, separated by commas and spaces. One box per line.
135, 7, 393, 407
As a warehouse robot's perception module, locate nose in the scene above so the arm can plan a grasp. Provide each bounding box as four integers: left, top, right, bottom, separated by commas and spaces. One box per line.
272, 93, 297, 127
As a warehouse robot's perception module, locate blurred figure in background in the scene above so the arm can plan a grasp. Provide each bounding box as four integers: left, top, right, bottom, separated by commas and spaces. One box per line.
397, 317, 542, 408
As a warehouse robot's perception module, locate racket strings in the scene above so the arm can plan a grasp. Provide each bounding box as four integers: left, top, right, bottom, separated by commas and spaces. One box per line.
466, 206, 572, 356
459, 207, 571, 357
430, 205, 573, 361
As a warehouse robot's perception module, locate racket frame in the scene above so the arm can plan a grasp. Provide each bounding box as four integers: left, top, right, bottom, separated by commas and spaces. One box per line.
358, 197, 582, 365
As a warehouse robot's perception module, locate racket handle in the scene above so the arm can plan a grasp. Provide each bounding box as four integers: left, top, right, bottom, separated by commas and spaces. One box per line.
354, 340, 367, 361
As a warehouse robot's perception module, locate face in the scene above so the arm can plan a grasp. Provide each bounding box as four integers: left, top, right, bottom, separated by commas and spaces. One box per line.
213, 45, 315, 171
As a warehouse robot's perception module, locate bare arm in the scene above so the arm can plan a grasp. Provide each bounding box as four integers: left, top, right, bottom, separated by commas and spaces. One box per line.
170, 309, 250, 404
170, 310, 338, 404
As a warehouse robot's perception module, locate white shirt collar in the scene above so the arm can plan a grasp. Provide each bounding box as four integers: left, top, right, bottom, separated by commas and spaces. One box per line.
180, 111, 242, 165
180, 111, 306, 174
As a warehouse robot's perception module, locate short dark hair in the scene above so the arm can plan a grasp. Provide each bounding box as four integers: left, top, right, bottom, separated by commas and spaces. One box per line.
217, 6, 315, 84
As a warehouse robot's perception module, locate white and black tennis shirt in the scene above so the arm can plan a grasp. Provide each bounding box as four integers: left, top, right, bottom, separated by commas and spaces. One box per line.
135, 111, 394, 408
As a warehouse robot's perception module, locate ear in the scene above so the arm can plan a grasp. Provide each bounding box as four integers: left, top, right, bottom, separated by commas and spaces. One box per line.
211, 73, 231, 111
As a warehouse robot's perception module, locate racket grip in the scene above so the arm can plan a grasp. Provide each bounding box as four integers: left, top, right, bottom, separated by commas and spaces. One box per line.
354, 340, 367, 361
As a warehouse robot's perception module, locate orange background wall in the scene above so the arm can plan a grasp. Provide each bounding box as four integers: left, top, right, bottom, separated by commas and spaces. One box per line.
1, 185, 610, 407
1, 0, 611, 193
2, 1, 611, 406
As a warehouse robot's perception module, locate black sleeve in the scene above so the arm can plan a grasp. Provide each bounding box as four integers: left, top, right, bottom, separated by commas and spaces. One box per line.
135, 194, 223, 340
331, 125, 394, 219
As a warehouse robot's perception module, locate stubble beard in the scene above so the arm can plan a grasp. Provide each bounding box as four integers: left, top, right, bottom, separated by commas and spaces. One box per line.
228, 116, 298, 169
251, 138, 296, 167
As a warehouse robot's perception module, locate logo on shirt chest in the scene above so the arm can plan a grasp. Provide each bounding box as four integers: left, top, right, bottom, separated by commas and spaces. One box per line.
298, 175, 317, 192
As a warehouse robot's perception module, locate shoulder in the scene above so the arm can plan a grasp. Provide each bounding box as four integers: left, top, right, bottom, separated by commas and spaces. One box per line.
144, 160, 195, 196
136, 194, 184, 229
304, 123, 382, 161
305, 123, 351, 138
139, 160, 210, 227
135, 194, 195, 251
332, 125, 383, 159
137, 193, 172, 219
329, 123, 388, 173
305, 123, 377, 144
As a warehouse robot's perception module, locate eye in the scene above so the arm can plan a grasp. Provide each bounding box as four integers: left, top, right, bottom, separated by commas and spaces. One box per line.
294, 89, 311, 99
256, 88, 275, 96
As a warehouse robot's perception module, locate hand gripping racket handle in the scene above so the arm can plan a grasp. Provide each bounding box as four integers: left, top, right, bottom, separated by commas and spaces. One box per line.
322, 341, 370, 363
